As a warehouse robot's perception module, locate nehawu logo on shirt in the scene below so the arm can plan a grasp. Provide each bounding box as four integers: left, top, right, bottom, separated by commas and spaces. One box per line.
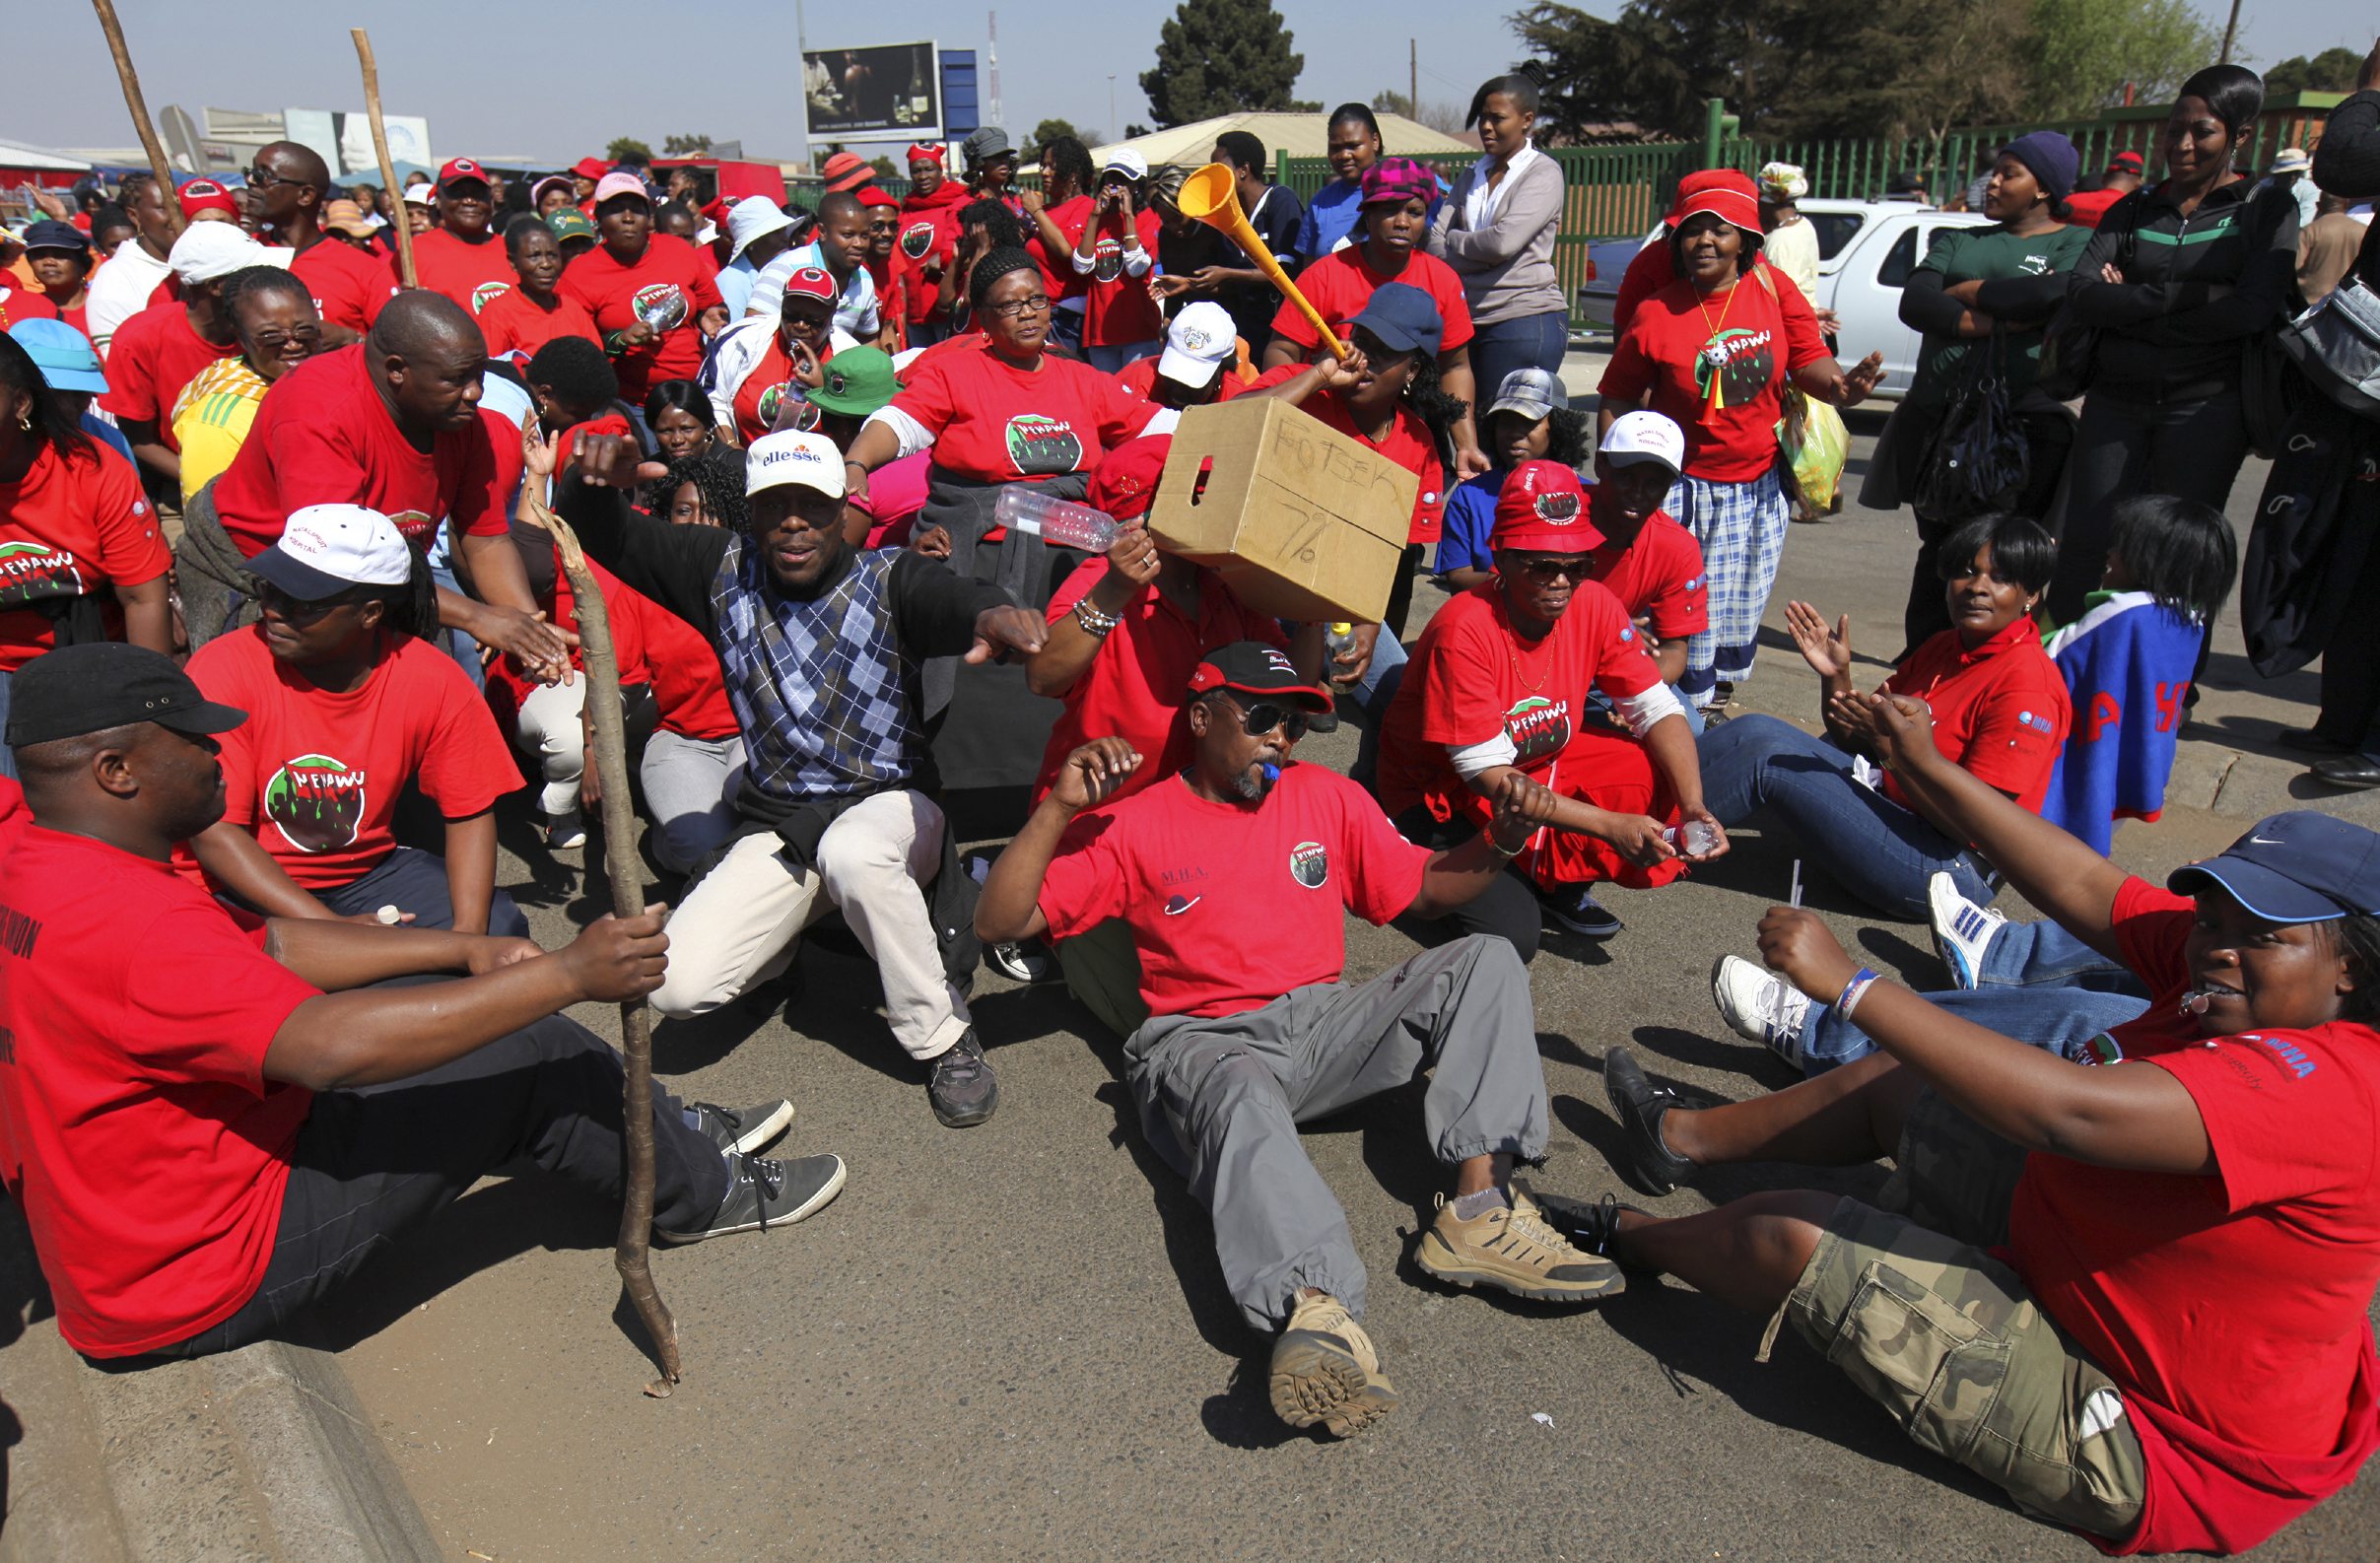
1289, 840, 1329, 889
1505, 696, 1572, 766
472, 281, 512, 314
266, 754, 367, 853
0, 541, 85, 608
1005, 414, 1084, 475
901, 221, 938, 260
758, 383, 820, 433
1092, 237, 1126, 283
1693, 326, 1775, 409
631, 282, 686, 322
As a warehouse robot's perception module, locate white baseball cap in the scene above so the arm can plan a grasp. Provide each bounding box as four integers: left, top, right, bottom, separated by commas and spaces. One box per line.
1101, 149, 1150, 181
170, 221, 292, 286
1156, 301, 1236, 389
746, 431, 848, 501
727, 197, 796, 262
251, 505, 413, 600
1599, 409, 1687, 474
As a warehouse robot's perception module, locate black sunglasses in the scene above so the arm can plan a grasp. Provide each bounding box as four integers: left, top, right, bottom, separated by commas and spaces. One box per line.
254, 578, 364, 621
1515, 555, 1593, 584
1220, 696, 1310, 741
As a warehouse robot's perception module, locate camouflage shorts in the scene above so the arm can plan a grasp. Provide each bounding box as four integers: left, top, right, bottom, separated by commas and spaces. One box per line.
1778, 1197, 2145, 1540
1875, 1087, 2026, 1249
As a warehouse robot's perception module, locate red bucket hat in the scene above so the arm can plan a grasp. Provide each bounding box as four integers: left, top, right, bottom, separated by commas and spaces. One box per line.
1492, 460, 1605, 554
1664, 169, 1762, 236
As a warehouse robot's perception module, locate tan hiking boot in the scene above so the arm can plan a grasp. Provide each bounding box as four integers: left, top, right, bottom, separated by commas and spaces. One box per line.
1268, 1292, 1399, 1438
1414, 1188, 1625, 1304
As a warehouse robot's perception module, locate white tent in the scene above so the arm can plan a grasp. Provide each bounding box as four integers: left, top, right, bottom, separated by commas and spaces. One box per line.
1087, 111, 1473, 170
0, 138, 96, 172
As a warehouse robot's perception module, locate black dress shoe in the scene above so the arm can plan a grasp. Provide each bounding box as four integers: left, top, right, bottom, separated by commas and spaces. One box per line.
2278, 726, 2359, 755
1601, 1048, 1698, 1196
2310, 755, 2380, 790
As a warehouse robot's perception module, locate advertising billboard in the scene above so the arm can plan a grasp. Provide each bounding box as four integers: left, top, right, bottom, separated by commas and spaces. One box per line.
802, 40, 941, 140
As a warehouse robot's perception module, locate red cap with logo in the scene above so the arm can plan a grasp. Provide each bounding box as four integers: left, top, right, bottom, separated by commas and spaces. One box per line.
1086, 435, 1171, 522
177, 178, 240, 220
780, 265, 838, 306
1492, 460, 1605, 553
437, 158, 491, 190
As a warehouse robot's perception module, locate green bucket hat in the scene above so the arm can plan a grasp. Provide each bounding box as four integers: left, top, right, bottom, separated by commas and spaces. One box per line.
807, 347, 902, 418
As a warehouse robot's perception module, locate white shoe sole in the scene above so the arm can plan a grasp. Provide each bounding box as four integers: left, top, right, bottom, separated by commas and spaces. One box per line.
655, 1156, 846, 1243
723, 1100, 795, 1156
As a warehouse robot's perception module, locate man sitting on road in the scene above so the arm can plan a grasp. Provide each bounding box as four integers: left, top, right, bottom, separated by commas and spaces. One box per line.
0, 643, 841, 1362
559, 430, 1047, 1129
975, 642, 1620, 1439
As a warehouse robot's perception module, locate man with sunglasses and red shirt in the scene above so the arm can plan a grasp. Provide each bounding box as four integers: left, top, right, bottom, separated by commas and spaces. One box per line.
977, 642, 1622, 1440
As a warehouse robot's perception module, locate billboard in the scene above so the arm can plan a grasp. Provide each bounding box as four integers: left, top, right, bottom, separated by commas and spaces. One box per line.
283, 107, 434, 180
802, 40, 941, 140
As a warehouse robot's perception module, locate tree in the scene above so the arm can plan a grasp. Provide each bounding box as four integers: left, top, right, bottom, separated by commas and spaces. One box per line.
1371, 89, 1468, 138
2021, 0, 2218, 116
661, 132, 713, 156
1140, 0, 1307, 128
1032, 117, 1085, 151
2264, 47, 2363, 98
605, 136, 652, 165
1123, 122, 1154, 139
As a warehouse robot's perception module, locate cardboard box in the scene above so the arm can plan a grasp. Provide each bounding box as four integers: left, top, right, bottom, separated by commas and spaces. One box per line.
1147, 397, 1417, 624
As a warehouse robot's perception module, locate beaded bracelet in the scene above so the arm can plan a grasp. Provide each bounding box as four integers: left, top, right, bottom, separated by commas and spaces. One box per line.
1835, 966, 1881, 1021
1072, 599, 1122, 637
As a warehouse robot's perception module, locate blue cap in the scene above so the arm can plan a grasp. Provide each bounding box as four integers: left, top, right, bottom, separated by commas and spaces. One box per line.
1347, 281, 1443, 359
2167, 811, 2380, 924
20, 220, 89, 255
8, 318, 106, 394
2000, 131, 2080, 206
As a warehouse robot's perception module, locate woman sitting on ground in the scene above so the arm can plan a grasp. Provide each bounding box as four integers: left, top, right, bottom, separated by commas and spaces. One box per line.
170, 266, 322, 508
1695, 511, 2069, 921
1377, 460, 1726, 948
1582, 695, 2380, 1561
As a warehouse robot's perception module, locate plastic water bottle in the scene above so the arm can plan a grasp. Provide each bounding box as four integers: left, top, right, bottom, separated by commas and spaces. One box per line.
1325, 622, 1356, 664
992, 485, 1119, 552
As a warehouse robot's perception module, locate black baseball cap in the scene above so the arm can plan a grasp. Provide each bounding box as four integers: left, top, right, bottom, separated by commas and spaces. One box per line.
2167, 811, 2380, 925
1186, 641, 1332, 714
4, 644, 246, 749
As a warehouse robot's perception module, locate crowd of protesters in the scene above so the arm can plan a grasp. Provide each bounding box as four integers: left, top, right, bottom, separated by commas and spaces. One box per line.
1, 48, 2378, 1558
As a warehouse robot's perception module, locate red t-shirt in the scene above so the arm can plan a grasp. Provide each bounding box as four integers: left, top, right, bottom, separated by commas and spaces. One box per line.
558, 233, 725, 400
1880, 617, 2069, 813
1116, 354, 1251, 404
1037, 764, 1430, 1018
1376, 578, 1663, 824
1080, 208, 1166, 349
1269, 245, 1473, 358
0, 284, 60, 331
893, 205, 960, 325
210, 345, 512, 556
98, 303, 239, 448
399, 227, 516, 320
1246, 364, 1448, 545
1583, 492, 1708, 644
0, 442, 168, 670
1598, 271, 1830, 483
1026, 194, 1095, 303
728, 331, 834, 446
2064, 187, 2127, 230
184, 627, 521, 890
288, 238, 396, 336
1610, 243, 1824, 341
610, 573, 736, 740
0, 826, 317, 1356
474, 284, 600, 360
2007, 876, 2380, 1557
1030, 559, 1289, 809
892, 341, 1157, 483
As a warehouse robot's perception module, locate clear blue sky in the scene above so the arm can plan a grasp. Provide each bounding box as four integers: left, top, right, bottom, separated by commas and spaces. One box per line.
19, 0, 2366, 167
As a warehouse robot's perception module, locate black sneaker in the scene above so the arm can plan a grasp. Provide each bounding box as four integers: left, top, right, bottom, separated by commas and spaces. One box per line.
686, 1099, 794, 1156
927, 1029, 998, 1127
1541, 884, 1623, 938
1601, 1047, 1698, 1195
657, 1151, 845, 1243
1521, 1183, 1650, 1265
544, 807, 587, 850
983, 937, 1060, 985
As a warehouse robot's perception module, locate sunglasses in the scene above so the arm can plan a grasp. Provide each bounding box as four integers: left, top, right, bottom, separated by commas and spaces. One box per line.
1219, 696, 1310, 741
254, 578, 363, 621
1515, 555, 1593, 584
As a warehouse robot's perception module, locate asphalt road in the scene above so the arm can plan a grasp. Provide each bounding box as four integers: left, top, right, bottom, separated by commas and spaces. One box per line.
323, 370, 2380, 1562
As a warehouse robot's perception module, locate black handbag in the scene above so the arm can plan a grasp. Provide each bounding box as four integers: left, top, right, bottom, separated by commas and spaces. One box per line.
1915, 328, 2029, 519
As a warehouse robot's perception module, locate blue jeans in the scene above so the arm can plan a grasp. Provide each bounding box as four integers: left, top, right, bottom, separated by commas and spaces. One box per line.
1976, 918, 2146, 997
1586, 683, 1705, 736
1801, 983, 2148, 1073
1466, 309, 1569, 405
428, 549, 486, 693
1085, 340, 1160, 373
316, 846, 529, 938
1697, 714, 1991, 920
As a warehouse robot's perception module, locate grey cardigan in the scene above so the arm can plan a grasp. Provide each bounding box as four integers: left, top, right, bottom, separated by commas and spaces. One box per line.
1428, 149, 1567, 325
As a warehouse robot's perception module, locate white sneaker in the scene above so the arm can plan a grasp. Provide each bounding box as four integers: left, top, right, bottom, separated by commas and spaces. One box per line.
1928, 872, 2005, 991
1710, 954, 1811, 1068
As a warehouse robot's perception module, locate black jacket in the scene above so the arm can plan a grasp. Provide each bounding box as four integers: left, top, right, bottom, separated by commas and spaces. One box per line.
2064, 176, 2299, 402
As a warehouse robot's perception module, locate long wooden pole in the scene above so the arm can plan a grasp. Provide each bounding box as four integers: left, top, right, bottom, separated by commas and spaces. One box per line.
87, 0, 183, 240
351, 29, 418, 289
518, 491, 681, 1395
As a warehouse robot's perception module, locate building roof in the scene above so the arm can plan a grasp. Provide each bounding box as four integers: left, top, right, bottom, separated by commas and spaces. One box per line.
1088, 112, 1473, 170
0, 138, 96, 172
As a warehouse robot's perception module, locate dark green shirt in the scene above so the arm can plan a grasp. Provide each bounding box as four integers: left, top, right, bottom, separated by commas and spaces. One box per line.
1907, 223, 2091, 406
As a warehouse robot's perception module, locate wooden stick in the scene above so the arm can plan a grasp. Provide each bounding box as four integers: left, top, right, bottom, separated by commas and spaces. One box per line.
518, 491, 681, 1395
87, 0, 183, 240
351, 28, 418, 290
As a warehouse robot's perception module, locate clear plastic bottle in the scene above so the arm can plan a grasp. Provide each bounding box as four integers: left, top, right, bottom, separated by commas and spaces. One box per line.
992, 484, 1119, 552
1325, 621, 1356, 663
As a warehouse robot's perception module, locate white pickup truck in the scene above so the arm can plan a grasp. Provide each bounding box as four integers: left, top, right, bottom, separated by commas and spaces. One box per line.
1578, 199, 1993, 399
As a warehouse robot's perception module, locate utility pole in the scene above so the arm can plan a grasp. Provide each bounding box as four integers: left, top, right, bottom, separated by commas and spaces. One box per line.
1109, 74, 1117, 142
1410, 39, 1417, 119
2218, 0, 2241, 62
987, 10, 1002, 130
